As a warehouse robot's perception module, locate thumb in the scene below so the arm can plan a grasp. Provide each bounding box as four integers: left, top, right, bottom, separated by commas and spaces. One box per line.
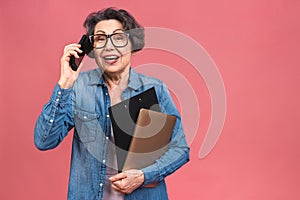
77, 57, 85, 72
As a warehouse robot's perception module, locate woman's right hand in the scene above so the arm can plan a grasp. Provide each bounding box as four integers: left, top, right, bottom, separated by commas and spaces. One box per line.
58, 43, 83, 89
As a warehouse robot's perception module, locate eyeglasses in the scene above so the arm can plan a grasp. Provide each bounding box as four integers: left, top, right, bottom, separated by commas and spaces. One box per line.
88, 32, 129, 49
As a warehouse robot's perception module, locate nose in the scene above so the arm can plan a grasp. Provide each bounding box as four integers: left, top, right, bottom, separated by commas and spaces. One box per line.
104, 37, 114, 50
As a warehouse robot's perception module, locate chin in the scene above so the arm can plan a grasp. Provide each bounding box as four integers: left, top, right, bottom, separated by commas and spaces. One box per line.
102, 65, 127, 74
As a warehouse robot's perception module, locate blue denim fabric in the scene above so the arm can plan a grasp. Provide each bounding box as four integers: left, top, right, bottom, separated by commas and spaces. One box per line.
34, 68, 190, 200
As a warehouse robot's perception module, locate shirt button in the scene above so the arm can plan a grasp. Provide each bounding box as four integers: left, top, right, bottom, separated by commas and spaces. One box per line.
106, 137, 109, 140
50, 119, 54, 123
83, 116, 87, 119
99, 183, 103, 187
105, 92, 108, 96
106, 114, 109, 118
56, 98, 59, 102
102, 160, 106, 164
58, 91, 62, 95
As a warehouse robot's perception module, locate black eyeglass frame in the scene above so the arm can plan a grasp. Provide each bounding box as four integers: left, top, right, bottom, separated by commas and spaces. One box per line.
88, 32, 130, 49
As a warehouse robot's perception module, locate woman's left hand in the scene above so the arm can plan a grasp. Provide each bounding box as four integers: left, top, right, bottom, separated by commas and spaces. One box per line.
109, 169, 145, 194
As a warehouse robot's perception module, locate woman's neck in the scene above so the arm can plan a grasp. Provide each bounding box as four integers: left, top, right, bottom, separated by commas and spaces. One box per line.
103, 68, 130, 105
103, 70, 129, 89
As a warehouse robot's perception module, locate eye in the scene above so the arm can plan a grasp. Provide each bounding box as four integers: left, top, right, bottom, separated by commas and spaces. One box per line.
94, 35, 106, 42
114, 33, 126, 41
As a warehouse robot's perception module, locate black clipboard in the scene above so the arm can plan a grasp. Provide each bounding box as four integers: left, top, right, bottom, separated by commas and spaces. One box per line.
108, 87, 160, 172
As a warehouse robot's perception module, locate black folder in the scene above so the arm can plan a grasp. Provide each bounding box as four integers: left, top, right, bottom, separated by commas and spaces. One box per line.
108, 87, 161, 172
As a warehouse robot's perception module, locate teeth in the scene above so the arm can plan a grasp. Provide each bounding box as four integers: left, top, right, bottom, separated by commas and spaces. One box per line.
104, 55, 119, 60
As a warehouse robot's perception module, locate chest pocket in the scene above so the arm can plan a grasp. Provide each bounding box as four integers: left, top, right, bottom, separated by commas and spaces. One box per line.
74, 109, 101, 143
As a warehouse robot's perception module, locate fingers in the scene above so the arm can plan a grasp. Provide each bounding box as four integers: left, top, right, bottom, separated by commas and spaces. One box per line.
110, 170, 145, 194
58, 43, 83, 89
111, 180, 125, 191
111, 182, 121, 191
63, 44, 83, 59
111, 180, 133, 194
109, 172, 127, 182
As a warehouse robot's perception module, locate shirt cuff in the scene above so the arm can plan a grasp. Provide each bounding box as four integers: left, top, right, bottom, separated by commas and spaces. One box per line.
141, 164, 160, 186
50, 83, 73, 105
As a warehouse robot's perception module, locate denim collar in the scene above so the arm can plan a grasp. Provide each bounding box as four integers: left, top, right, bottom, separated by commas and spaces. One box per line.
88, 67, 142, 91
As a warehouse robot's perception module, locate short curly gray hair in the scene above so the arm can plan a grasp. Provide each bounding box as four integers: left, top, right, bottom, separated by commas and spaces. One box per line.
83, 7, 145, 53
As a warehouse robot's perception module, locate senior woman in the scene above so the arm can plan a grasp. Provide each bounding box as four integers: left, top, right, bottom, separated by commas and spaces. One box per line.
34, 7, 189, 200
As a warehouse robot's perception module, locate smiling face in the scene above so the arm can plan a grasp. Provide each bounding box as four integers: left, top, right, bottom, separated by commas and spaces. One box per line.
93, 19, 133, 76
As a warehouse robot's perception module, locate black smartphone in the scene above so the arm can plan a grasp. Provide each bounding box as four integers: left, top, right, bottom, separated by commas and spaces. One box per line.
69, 35, 93, 71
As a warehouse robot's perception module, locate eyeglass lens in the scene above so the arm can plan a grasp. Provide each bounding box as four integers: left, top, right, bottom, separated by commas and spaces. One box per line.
92, 33, 128, 49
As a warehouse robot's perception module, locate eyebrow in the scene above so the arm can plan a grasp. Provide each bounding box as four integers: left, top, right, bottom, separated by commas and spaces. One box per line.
95, 29, 124, 34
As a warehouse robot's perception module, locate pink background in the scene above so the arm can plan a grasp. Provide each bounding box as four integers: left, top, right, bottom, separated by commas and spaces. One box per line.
1, 0, 300, 199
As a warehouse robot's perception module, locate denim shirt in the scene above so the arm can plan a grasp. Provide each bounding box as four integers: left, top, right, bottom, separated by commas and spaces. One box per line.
34, 68, 190, 200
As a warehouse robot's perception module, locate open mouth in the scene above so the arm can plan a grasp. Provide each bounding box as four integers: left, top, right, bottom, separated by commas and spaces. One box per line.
102, 55, 120, 64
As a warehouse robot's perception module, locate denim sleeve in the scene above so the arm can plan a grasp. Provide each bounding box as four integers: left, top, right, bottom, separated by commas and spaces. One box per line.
141, 82, 190, 185
34, 83, 74, 150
